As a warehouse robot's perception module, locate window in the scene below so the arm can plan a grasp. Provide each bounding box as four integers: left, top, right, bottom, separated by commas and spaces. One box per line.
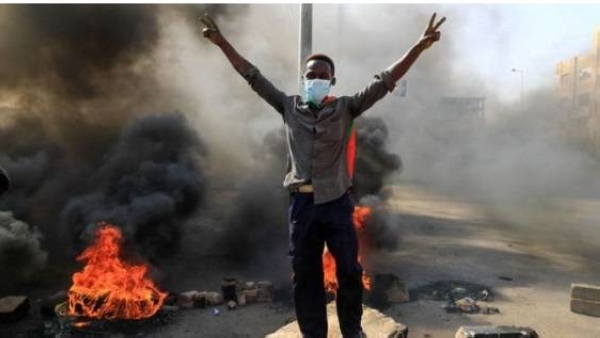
560, 74, 569, 86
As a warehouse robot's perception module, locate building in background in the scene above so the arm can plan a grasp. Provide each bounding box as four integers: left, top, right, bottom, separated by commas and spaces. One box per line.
422, 96, 486, 144
555, 28, 600, 153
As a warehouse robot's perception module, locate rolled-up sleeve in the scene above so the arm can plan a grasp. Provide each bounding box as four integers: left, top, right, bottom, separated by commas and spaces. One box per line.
243, 67, 287, 115
348, 70, 396, 118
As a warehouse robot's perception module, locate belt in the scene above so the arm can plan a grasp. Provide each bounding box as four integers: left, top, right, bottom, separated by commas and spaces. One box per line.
290, 184, 314, 193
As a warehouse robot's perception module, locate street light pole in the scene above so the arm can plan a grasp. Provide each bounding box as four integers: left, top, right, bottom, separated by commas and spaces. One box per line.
511, 68, 524, 105
298, 4, 313, 94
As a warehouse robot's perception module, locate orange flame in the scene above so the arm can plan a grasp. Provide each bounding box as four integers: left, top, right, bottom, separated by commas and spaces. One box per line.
323, 249, 338, 293
68, 224, 167, 320
353, 205, 372, 231
323, 206, 372, 295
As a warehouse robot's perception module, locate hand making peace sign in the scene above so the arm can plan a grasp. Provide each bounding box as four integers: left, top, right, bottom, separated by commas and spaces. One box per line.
418, 13, 446, 50
200, 13, 223, 46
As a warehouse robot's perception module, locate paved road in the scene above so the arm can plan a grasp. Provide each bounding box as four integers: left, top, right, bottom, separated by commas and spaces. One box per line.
374, 183, 600, 338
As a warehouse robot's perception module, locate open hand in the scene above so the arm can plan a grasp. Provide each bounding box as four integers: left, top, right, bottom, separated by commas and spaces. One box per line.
200, 13, 222, 45
418, 13, 446, 50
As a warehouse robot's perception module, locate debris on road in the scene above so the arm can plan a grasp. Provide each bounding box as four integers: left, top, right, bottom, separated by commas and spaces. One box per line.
367, 273, 409, 308
409, 280, 492, 302
409, 280, 499, 315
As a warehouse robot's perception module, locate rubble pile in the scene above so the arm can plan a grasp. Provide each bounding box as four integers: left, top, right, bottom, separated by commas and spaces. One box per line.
365, 273, 410, 308
409, 280, 500, 315
166, 278, 276, 313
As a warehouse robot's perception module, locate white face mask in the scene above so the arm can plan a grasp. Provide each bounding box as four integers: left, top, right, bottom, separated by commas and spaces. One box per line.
304, 79, 331, 105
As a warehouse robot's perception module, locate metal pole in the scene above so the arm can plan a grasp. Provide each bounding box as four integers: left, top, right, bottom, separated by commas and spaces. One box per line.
511, 68, 524, 105
298, 3, 313, 94
520, 70, 524, 105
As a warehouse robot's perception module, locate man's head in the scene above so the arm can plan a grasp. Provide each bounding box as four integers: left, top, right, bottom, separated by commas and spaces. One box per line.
303, 53, 336, 86
303, 53, 336, 105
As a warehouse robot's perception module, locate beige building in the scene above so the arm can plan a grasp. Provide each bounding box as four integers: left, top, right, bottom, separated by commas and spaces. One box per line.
555, 28, 600, 152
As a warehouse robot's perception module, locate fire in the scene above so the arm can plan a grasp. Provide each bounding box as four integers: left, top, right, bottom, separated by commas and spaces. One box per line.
353, 205, 372, 231
323, 249, 338, 292
323, 206, 372, 295
68, 224, 167, 320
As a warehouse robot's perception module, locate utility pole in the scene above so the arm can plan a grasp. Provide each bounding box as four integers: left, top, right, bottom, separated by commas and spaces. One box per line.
298, 4, 313, 94
511, 68, 524, 105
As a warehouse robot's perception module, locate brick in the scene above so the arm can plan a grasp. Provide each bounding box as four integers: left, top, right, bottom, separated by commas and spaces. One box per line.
571, 283, 600, 302
243, 288, 259, 303
205, 291, 224, 305
570, 298, 600, 317
257, 281, 275, 302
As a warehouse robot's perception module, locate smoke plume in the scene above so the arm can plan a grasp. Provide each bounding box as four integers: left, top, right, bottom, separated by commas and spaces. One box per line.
353, 117, 402, 200
215, 128, 288, 263
0, 211, 47, 289
61, 112, 207, 260
0, 4, 227, 267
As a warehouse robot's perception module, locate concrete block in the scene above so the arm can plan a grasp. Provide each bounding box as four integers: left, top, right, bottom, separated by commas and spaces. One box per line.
571, 283, 600, 302
570, 298, 600, 318
455, 325, 538, 338
266, 302, 407, 338
0, 296, 30, 323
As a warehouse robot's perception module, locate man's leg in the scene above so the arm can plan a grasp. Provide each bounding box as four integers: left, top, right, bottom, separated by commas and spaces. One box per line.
289, 193, 327, 338
323, 192, 364, 338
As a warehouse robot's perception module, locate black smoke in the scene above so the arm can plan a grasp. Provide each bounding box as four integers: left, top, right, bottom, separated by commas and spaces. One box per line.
0, 4, 230, 267
0, 211, 47, 290
0, 4, 160, 100
353, 116, 402, 251
216, 128, 288, 263
61, 112, 207, 261
353, 116, 402, 200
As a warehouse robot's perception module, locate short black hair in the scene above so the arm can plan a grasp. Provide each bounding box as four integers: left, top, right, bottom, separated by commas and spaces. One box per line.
305, 53, 335, 76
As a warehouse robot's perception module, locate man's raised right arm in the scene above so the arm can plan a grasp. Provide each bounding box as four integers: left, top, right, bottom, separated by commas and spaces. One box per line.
201, 14, 287, 114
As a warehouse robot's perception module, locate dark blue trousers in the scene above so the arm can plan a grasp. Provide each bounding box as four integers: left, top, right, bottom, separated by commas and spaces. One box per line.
289, 191, 363, 338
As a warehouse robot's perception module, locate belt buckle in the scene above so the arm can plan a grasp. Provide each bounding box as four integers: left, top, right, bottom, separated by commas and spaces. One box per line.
291, 184, 312, 194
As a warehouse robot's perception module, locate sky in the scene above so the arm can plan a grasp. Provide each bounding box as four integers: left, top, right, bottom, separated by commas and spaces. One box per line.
286, 3, 600, 104
440, 3, 600, 103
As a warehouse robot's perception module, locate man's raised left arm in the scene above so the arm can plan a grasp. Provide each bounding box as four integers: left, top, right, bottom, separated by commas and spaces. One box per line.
387, 13, 446, 82
348, 13, 446, 117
